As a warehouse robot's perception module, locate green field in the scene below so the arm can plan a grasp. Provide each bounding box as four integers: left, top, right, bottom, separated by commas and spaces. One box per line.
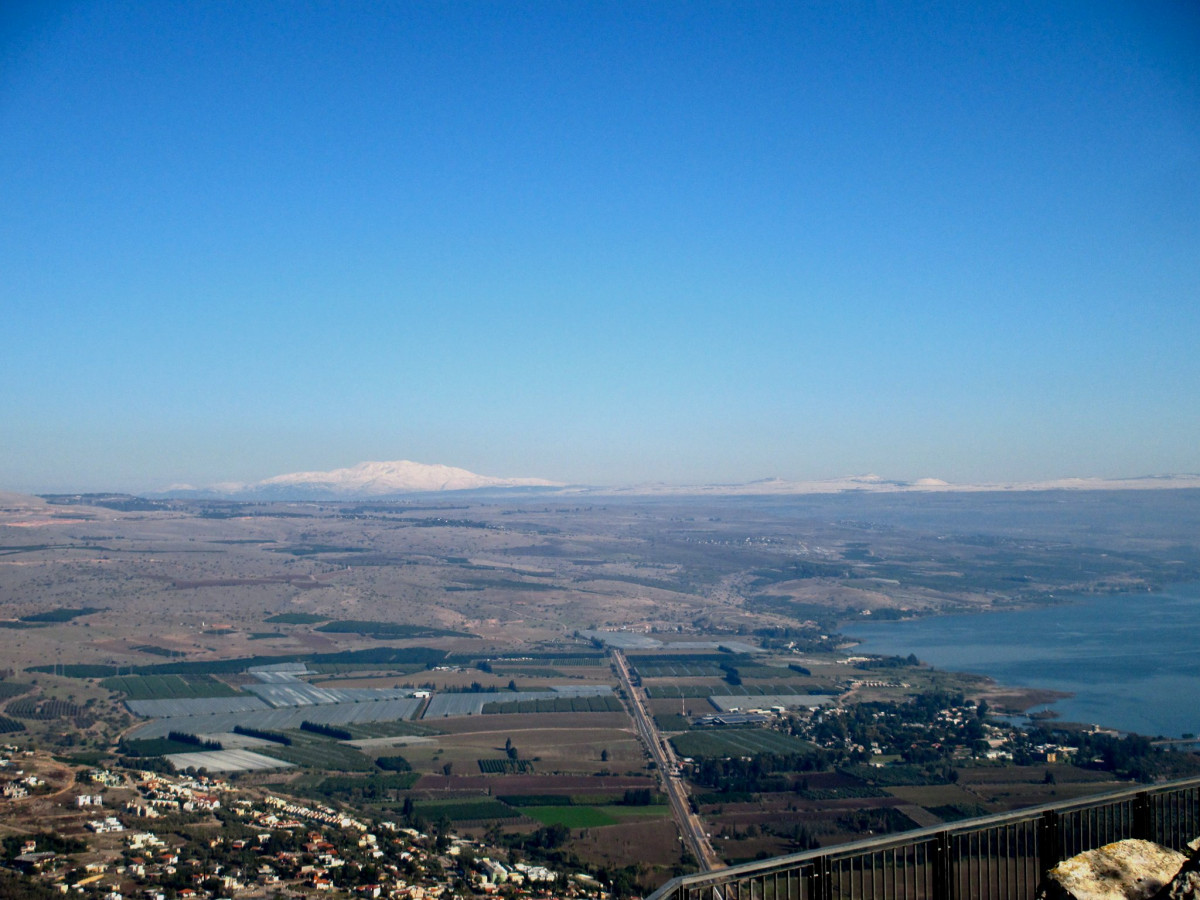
496, 794, 571, 807
413, 799, 521, 821
263, 732, 375, 771
343, 720, 439, 739
670, 728, 815, 758
523, 805, 618, 828
100, 674, 240, 700
264, 613, 330, 624
283, 772, 420, 804
121, 737, 212, 757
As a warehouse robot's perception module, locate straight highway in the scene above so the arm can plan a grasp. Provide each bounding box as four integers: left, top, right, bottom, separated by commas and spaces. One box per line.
611, 649, 723, 871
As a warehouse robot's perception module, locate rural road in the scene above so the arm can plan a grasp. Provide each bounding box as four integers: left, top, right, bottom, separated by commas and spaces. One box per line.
610, 649, 723, 871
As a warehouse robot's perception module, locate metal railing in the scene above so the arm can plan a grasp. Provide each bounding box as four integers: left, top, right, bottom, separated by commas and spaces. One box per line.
648, 776, 1200, 900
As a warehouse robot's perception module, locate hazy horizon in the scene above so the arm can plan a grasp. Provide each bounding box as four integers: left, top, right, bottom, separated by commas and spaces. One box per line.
4, 3, 1198, 492
8, 456, 1200, 498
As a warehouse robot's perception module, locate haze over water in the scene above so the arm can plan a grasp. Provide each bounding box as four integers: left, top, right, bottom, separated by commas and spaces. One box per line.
845, 582, 1200, 739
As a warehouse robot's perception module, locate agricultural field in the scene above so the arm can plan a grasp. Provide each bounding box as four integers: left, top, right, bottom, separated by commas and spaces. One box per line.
634, 662, 726, 678
343, 720, 440, 740
6, 697, 81, 719
166, 747, 295, 772
492, 656, 606, 668
0, 681, 33, 700
394, 716, 642, 778
232, 730, 375, 771
481, 695, 622, 714
264, 612, 330, 624
563, 818, 687, 873
413, 798, 522, 822
478, 758, 534, 774
670, 728, 816, 757
645, 681, 832, 699
522, 805, 619, 828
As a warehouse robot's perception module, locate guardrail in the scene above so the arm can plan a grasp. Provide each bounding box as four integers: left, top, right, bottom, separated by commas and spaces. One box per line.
647, 776, 1200, 900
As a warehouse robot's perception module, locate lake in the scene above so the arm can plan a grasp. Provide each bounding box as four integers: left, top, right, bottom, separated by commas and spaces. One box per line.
843, 582, 1200, 738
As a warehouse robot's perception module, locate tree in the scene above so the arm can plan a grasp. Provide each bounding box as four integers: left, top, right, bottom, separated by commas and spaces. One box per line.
601, 748, 609, 762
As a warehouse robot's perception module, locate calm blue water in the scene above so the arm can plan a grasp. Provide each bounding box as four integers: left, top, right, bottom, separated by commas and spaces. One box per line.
843, 582, 1200, 738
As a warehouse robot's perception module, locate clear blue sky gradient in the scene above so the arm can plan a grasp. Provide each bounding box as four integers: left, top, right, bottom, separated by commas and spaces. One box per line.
3, 2, 1198, 491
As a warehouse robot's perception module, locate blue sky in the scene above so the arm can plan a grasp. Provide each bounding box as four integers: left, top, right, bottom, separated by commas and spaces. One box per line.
3, 2, 1198, 491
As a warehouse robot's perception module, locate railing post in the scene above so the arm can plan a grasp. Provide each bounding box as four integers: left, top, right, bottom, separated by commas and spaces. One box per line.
932, 831, 953, 900
807, 854, 831, 900
1038, 810, 1061, 878
1133, 792, 1154, 842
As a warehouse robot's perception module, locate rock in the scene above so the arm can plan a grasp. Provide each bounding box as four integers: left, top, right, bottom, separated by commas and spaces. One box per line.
1040, 839, 1187, 900
1152, 845, 1200, 900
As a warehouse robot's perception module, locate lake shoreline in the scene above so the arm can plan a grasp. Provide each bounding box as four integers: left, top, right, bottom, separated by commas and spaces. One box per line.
842, 582, 1200, 739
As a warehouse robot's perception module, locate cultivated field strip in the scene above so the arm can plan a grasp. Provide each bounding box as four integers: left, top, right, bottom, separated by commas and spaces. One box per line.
637, 663, 724, 677
422, 685, 614, 719
670, 728, 814, 757
250, 669, 306, 683
663, 640, 762, 654
548, 685, 615, 696
248, 662, 310, 675
100, 674, 239, 700
126, 696, 270, 718
165, 748, 296, 772
646, 682, 817, 698
128, 697, 424, 739
243, 682, 418, 707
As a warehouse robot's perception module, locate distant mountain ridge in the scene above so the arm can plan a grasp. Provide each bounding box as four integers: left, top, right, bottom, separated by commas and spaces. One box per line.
151, 462, 1200, 501
606, 473, 1200, 496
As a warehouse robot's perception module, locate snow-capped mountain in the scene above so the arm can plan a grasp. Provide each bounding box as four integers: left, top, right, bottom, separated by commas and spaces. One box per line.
171, 460, 562, 499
